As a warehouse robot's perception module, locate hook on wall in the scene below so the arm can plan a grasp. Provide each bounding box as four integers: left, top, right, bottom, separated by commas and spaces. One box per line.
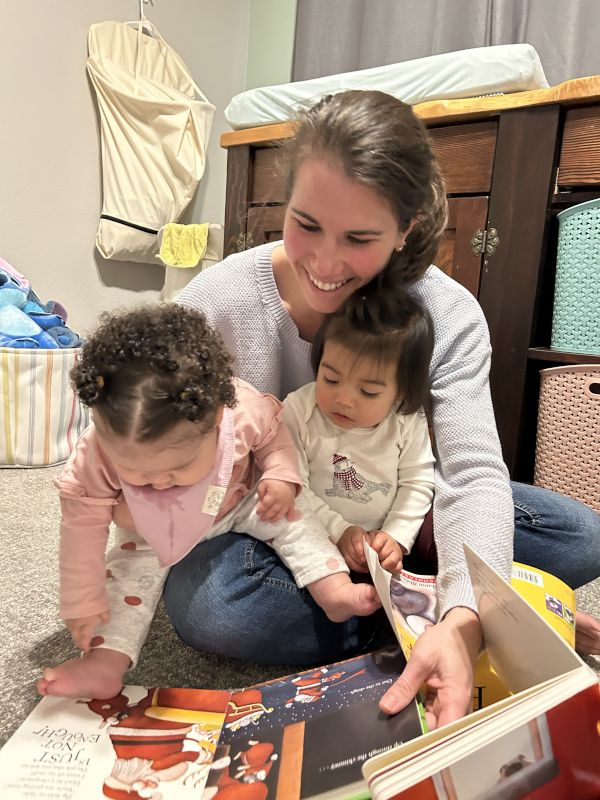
139, 0, 154, 20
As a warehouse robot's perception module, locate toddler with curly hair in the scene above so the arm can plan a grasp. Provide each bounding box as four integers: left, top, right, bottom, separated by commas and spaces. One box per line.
38, 304, 380, 699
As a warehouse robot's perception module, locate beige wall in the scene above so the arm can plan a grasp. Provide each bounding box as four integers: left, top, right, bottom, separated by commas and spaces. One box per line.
245, 0, 297, 90
0, 1, 249, 334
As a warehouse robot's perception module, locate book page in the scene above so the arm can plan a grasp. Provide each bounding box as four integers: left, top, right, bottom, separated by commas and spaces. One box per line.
364, 544, 510, 711
0, 686, 230, 799
464, 545, 584, 692
216, 649, 425, 800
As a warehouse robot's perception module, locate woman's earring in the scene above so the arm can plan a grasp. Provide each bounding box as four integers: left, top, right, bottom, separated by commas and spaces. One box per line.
395, 242, 405, 253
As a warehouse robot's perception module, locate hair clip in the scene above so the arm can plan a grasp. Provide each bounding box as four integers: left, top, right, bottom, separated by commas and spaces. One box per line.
95, 375, 105, 388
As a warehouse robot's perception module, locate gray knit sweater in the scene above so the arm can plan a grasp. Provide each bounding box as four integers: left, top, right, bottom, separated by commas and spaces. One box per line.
178, 241, 514, 616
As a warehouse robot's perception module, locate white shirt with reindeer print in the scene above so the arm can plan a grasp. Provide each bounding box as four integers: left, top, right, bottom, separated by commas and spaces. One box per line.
283, 383, 435, 552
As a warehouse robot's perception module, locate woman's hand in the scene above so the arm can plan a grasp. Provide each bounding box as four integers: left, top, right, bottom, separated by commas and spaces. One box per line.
65, 612, 110, 652
256, 479, 298, 522
379, 607, 482, 730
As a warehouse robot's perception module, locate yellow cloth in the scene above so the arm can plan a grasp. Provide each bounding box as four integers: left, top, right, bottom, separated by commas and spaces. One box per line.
159, 223, 209, 267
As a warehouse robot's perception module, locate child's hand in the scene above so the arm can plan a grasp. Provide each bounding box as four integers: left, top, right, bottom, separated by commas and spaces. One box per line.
65, 612, 110, 652
366, 530, 404, 573
256, 480, 298, 523
338, 525, 370, 572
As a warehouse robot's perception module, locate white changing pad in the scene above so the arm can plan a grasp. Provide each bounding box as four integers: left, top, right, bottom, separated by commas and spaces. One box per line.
225, 44, 548, 130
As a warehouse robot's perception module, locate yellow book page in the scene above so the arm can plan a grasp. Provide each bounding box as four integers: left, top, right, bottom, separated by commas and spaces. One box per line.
511, 561, 576, 648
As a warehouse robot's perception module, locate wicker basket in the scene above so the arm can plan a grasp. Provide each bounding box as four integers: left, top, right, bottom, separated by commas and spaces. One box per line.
551, 198, 600, 355
533, 364, 600, 512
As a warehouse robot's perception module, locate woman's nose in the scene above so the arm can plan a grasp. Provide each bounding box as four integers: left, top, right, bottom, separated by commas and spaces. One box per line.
313, 239, 343, 276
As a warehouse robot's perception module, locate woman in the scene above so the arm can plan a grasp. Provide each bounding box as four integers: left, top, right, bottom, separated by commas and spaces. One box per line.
165, 90, 600, 729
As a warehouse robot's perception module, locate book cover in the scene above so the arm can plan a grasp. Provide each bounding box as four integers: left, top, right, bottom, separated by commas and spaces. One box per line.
362, 545, 600, 799
0, 649, 425, 800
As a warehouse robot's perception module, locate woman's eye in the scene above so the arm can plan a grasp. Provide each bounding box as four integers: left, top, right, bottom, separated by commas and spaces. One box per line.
323, 377, 338, 385
347, 236, 373, 246
296, 219, 320, 233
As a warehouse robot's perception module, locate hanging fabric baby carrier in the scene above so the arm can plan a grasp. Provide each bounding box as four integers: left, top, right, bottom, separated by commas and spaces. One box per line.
87, 20, 215, 263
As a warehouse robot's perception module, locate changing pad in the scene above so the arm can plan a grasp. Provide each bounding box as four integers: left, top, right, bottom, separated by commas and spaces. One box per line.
225, 44, 549, 130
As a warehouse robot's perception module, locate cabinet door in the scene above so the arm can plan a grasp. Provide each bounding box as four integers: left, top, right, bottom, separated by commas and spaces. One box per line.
433, 196, 489, 297
245, 204, 287, 249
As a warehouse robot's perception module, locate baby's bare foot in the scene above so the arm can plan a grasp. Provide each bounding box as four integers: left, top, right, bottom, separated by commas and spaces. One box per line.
309, 574, 382, 622
323, 582, 381, 622
37, 649, 130, 699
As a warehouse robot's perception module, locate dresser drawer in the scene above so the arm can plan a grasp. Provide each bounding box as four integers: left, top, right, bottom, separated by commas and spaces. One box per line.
558, 106, 600, 187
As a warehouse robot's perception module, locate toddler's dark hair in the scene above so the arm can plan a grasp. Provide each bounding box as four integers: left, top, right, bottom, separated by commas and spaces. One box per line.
311, 282, 433, 415
72, 304, 236, 441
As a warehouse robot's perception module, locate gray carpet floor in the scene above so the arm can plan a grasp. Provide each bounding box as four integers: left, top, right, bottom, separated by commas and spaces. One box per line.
1, 465, 598, 747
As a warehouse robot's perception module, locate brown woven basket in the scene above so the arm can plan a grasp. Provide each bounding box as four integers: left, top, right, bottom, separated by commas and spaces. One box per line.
533, 365, 600, 512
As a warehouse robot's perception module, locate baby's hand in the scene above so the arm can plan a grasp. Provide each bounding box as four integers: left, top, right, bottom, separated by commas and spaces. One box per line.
65, 612, 110, 652
366, 530, 404, 573
338, 525, 370, 573
256, 480, 298, 523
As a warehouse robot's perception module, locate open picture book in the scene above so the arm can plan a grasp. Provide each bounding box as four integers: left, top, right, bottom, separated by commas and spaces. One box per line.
1, 547, 597, 799
0, 647, 424, 800
362, 544, 600, 799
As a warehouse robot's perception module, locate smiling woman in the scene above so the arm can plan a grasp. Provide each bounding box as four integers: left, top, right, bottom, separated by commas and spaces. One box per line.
279, 158, 408, 339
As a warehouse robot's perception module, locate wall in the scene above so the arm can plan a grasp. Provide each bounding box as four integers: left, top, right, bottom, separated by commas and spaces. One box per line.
0, 0, 249, 334
245, 0, 297, 90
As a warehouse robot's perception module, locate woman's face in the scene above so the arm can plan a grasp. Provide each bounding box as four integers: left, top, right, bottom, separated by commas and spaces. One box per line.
283, 157, 406, 315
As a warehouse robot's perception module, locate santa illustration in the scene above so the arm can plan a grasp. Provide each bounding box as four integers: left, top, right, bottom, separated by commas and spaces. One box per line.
284, 667, 365, 707
325, 453, 391, 503
224, 689, 274, 732
84, 687, 231, 799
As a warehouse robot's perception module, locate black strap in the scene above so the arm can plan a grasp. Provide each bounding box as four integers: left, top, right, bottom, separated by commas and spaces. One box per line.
100, 214, 159, 235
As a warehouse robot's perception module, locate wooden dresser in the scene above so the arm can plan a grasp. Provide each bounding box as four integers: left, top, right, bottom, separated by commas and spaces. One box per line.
220, 78, 600, 481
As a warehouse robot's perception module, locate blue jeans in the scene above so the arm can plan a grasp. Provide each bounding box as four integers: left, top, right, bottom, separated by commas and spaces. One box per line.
163, 482, 600, 666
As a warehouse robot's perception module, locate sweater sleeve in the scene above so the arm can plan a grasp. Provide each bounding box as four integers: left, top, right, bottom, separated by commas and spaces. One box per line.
423, 276, 514, 619
381, 411, 435, 552
53, 428, 120, 620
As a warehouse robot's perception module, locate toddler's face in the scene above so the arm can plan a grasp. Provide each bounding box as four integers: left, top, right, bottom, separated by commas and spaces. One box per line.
315, 341, 399, 430
93, 411, 222, 490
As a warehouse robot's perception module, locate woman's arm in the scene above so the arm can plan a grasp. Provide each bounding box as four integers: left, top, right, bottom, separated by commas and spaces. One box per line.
381, 274, 514, 726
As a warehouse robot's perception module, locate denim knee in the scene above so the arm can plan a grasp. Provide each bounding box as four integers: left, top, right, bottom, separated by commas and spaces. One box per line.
512, 481, 600, 588
163, 532, 386, 666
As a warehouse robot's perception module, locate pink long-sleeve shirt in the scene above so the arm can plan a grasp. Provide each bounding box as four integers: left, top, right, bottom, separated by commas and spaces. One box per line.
55, 378, 301, 620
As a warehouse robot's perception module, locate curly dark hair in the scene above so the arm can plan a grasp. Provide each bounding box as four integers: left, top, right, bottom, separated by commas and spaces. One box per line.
72, 304, 236, 441
281, 89, 448, 285
311, 279, 433, 415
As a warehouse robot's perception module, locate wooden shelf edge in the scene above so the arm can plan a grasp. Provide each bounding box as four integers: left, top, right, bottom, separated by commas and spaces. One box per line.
528, 347, 600, 364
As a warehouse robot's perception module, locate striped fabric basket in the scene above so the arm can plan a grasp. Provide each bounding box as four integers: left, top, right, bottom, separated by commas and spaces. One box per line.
0, 347, 89, 467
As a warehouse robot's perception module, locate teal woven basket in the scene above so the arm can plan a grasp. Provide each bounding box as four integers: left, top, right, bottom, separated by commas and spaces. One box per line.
551, 198, 600, 355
